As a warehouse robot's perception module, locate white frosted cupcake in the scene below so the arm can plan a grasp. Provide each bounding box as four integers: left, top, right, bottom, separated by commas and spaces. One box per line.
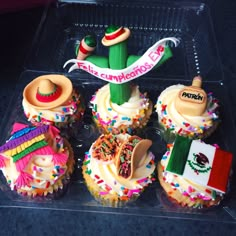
158, 135, 232, 208
0, 123, 74, 197
82, 133, 156, 206
22, 74, 85, 128
91, 83, 152, 134
155, 76, 220, 141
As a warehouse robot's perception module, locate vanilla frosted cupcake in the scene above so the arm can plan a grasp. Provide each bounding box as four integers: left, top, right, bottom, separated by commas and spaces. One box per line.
91, 83, 152, 134
158, 135, 232, 208
82, 133, 156, 206
155, 76, 219, 141
22, 74, 84, 128
0, 123, 74, 197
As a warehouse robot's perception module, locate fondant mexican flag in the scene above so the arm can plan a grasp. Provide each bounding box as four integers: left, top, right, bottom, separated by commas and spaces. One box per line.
166, 136, 232, 193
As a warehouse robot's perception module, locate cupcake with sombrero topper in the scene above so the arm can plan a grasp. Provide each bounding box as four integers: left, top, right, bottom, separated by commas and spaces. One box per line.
22, 74, 85, 129
64, 25, 179, 134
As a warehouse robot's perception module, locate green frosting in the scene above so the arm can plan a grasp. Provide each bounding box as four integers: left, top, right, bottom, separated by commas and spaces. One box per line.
82, 26, 174, 105
76, 35, 96, 57
166, 135, 192, 175
84, 35, 96, 47
109, 83, 131, 105
75, 44, 79, 57
86, 55, 109, 68
12, 140, 48, 163
105, 25, 120, 34
108, 41, 131, 104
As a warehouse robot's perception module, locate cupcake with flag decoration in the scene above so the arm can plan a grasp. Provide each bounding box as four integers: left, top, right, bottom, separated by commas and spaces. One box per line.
82, 133, 156, 207
22, 74, 85, 129
157, 135, 233, 208
155, 76, 220, 142
0, 122, 74, 197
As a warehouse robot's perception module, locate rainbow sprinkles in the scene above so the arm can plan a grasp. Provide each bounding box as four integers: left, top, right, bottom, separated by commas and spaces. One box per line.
82, 133, 156, 205
0, 123, 74, 196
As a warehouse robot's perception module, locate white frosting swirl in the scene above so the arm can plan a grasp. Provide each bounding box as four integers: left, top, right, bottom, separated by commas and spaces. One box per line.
84, 134, 155, 198
2, 154, 68, 191
160, 144, 223, 201
23, 90, 84, 124
91, 84, 151, 131
156, 84, 219, 137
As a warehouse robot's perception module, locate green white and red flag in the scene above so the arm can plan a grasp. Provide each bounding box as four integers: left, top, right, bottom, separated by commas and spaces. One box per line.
166, 136, 232, 193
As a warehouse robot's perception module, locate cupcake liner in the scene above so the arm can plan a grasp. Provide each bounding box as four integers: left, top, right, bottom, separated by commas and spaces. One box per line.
157, 162, 222, 208
82, 164, 140, 207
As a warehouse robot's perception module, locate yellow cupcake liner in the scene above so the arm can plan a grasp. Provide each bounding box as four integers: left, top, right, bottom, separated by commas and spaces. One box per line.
82, 164, 140, 207
157, 162, 222, 208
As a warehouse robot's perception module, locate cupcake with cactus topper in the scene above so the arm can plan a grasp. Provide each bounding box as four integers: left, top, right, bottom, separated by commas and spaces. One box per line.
0, 123, 74, 197
155, 76, 220, 142
22, 74, 85, 129
64, 25, 179, 134
157, 135, 233, 208
82, 133, 156, 207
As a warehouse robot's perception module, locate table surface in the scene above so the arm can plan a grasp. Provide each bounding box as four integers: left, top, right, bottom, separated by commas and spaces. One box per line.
1, 2, 236, 235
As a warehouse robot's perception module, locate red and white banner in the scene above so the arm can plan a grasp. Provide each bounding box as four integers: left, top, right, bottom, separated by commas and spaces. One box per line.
64, 37, 179, 84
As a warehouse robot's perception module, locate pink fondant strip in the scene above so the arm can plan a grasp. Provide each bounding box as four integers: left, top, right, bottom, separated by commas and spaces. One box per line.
11, 123, 28, 134
15, 171, 33, 188
0, 154, 6, 168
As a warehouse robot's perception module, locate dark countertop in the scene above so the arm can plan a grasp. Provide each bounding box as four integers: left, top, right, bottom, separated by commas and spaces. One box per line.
1, 2, 236, 235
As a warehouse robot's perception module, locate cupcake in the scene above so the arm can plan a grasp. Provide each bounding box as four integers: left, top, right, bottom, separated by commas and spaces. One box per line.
82, 133, 156, 207
64, 26, 178, 134
22, 74, 85, 128
0, 122, 74, 197
157, 135, 233, 208
155, 76, 220, 141
90, 83, 153, 134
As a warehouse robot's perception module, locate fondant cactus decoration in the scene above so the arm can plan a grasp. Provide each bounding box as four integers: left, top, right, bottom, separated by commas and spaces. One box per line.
64, 26, 179, 105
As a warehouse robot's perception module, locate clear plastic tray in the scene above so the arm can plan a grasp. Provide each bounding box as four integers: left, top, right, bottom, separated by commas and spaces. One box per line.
25, 1, 223, 82
1, 1, 236, 223
0, 70, 236, 222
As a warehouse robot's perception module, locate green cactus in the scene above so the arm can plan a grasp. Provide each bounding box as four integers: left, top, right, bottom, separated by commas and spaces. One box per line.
77, 25, 173, 105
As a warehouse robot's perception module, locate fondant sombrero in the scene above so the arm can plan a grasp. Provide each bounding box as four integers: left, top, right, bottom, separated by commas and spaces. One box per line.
23, 75, 73, 109
102, 25, 130, 46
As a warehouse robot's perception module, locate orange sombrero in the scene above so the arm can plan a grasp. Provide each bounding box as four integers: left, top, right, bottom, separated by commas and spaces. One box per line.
23, 74, 73, 110
102, 25, 130, 47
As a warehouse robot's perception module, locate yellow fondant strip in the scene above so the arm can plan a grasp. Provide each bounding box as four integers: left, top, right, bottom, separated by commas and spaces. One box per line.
4, 135, 45, 157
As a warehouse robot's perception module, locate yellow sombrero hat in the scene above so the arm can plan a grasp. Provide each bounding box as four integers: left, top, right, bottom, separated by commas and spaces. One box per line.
102, 25, 130, 47
23, 74, 73, 110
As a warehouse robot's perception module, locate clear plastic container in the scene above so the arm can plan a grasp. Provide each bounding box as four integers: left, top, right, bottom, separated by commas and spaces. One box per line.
1, 1, 236, 223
